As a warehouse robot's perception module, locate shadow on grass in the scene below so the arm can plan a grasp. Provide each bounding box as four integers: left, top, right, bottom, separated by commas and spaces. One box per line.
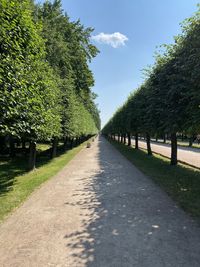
0, 157, 27, 195
0, 144, 71, 196
110, 139, 200, 218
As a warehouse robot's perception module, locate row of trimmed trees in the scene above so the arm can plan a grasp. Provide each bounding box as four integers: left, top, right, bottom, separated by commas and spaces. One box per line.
102, 6, 200, 165
0, 0, 100, 169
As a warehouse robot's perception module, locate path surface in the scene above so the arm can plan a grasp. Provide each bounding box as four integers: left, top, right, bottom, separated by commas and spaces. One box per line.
138, 140, 200, 168
0, 137, 200, 267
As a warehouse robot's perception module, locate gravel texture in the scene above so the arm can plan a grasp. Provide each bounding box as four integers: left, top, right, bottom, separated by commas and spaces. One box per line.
0, 136, 200, 267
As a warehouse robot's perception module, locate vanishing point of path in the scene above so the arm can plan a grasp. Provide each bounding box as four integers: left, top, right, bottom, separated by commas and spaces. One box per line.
0, 137, 200, 267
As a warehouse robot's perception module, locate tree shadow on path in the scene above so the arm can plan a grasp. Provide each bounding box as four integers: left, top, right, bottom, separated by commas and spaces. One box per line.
64, 137, 200, 267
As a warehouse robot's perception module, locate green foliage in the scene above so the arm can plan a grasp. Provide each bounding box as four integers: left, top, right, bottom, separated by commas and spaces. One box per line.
35, 0, 100, 139
103, 5, 200, 139
0, 0, 100, 144
0, 0, 61, 140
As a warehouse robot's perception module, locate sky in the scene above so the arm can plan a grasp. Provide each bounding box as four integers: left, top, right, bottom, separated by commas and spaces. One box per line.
38, 0, 200, 127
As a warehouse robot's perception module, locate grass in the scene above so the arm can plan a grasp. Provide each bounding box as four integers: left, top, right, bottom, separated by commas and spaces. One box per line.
109, 138, 200, 219
36, 143, 51, 152
177, 141, 200, 149
0, 142, 86, 223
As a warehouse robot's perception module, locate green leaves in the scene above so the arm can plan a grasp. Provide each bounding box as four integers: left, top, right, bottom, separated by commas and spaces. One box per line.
36, 0, 100, 139
0, 0, 100, 142
103, 4, 200, 138
0, 0, 62, 140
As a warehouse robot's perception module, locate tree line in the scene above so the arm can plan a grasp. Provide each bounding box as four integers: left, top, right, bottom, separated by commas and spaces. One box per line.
0, 0, 100, 169
102, 6, 200, 165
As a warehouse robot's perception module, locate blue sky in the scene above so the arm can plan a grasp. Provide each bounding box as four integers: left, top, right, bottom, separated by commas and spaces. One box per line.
38, 0, 199, 127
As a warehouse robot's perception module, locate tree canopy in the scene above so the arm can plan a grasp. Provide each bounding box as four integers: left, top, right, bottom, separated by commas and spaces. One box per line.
0, 0, 100, 169
103, 6, 200, 165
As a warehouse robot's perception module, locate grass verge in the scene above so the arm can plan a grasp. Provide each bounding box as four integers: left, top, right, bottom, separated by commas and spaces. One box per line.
109, 138, 200, 219
0, 142, 85, 223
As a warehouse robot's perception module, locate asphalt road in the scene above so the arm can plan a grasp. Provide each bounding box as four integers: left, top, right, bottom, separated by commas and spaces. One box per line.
0, 137, 200, 266
137, 140, 200, 168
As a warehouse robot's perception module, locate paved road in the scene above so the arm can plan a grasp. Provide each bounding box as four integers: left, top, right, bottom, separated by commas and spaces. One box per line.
138, 140, 200, 168
0, 137, 200, 267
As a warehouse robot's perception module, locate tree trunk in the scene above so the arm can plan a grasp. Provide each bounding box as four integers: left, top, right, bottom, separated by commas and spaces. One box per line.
189, 135, 195, 147
22, 140, 26, 149
146, 132, 152, 156
128, 133, 131, 146
70, 138, 74, 149
118, 134, 120, 142
189, 137, 193, 147
123, 134, 126, 144
22, 140, 27, 155
120, 134, 123, 143
0, 136, 6, 154
135, 133, 139, 149
51, 137, 58, 159
163, 134, 166, 143
9, 137, 15, 158
64, 137, 68, 151
76, 137, 79, 146
28, 141, 36, 171
171, 133, 177, 165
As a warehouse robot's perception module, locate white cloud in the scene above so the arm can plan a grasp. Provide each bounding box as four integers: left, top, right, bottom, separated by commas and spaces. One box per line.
91, 32, 128, 48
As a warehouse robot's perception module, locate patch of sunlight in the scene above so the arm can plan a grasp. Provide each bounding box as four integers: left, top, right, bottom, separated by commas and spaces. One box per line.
152, 225, 160, 229
112, 229, 119, 236
180, 188, 188, 191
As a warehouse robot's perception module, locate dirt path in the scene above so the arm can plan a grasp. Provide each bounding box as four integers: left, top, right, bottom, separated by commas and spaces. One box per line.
0, 137, 200, 267
138, 140, 200, 168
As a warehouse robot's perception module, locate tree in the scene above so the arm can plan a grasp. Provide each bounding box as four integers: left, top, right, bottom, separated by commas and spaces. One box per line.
103, 5, 200, 165
0, 0, 62, 169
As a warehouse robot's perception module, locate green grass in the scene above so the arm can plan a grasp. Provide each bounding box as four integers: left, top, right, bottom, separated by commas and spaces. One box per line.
177, 141, 200, 149
36, 143, 51, 152
0, 142, 85, 223
109, 138, 200, 219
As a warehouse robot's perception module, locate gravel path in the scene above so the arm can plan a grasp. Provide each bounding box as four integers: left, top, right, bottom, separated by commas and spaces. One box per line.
138, 140, 200, 168
0, 137, 200, 266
